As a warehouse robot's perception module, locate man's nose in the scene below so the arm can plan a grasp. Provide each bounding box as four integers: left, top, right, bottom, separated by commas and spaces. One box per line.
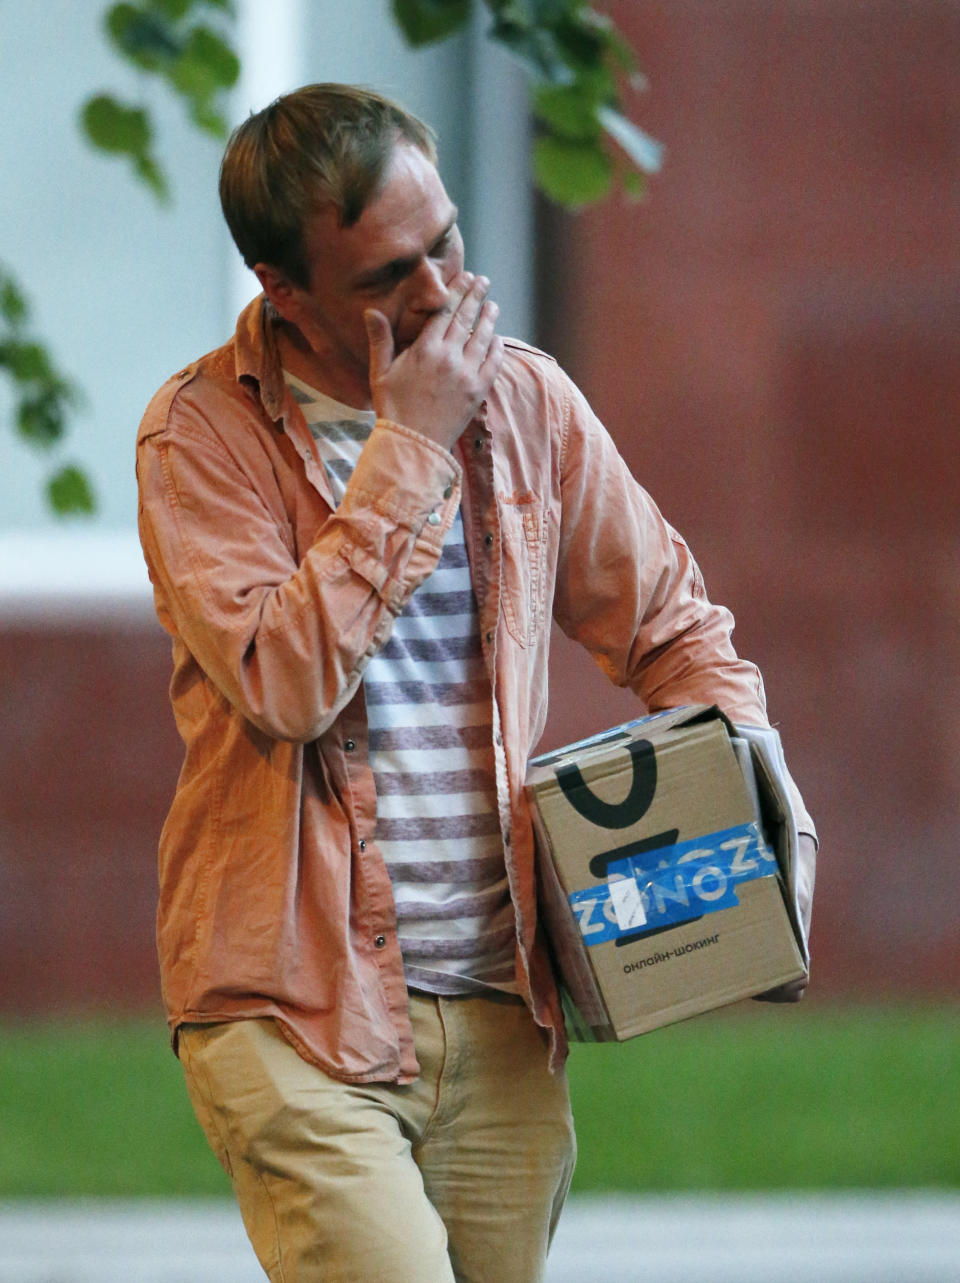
409, 258, 448, 313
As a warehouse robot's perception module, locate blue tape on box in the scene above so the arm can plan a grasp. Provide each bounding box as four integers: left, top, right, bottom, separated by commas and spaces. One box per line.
567, 821, 778, 946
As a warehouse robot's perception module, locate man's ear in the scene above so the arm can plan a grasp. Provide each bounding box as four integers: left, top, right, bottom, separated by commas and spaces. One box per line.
254, 263, 300, 321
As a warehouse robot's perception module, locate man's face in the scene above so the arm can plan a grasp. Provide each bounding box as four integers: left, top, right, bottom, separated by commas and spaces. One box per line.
259, 142, 465, 403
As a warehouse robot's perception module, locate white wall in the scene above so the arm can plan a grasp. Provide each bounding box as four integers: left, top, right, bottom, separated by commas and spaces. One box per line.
0, 0, 531, 602
0, 0, 228, 533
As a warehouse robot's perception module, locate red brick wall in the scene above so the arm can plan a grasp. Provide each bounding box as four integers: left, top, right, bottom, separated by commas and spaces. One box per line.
0, 619, 180, 1015
536, 0, 960, 995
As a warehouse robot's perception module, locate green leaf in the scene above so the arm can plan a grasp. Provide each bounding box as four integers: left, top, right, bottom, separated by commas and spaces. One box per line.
552, 12, 606, 71
134, 152, 170, 200
167, 26, 239, 142
147, 0, 192, 19
489, 14, 562, 76
195, 25, 240, 87
106, 3, 181, 71
171, 25, 240, 97
533, 134, 612, 206
81, 95, 169, 200
0, 276, 29, 327
188, 100, 228, 137
486, 0, 661, 195
599, 20, 637, 74
17, 392, 65, 448
565, 60, 616, 100
533, 82, 602, 141
392, 0, 472, 47
485, 0, 531, 23
47, 464, 97, 515
1, 340, 53, 383
80, 94, 152, 156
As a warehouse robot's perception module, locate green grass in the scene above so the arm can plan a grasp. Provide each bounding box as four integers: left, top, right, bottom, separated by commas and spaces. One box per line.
566, 1000, 960, 1193
0, 1018, 230, 1198
1, 1001, 957, 1197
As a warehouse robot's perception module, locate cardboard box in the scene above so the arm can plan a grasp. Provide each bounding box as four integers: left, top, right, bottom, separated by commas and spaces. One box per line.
526, 705, 808, 1041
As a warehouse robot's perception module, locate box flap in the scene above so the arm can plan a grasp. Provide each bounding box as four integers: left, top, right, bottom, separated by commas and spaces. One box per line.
526, 704, 730, 786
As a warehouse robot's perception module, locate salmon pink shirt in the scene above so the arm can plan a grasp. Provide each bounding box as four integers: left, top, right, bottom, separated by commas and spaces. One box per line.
136, 297, 814, 1084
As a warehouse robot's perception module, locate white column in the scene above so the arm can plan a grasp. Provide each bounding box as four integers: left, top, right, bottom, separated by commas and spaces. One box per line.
464, 8, 534, 343
226, 0, 308, 319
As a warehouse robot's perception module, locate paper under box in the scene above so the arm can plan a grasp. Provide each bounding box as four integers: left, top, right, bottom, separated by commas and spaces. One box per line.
526, 705, 808, 1041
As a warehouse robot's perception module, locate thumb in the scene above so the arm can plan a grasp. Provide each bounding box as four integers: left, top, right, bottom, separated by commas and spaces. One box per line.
364, 309, 394, 381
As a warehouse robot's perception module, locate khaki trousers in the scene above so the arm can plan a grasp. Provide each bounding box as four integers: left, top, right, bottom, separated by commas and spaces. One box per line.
178, 991, 576, 1283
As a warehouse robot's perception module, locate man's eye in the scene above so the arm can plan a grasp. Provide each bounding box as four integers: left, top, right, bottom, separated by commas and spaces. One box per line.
431, 230, 455, 258
364, 266, 405, 292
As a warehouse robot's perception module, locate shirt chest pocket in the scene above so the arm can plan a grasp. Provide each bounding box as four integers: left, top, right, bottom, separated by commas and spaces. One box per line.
497, 490, 547, 648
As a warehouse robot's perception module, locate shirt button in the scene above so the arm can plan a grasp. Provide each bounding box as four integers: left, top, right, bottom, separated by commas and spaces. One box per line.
427, 512, 442, 526
474, 437, 484, 451
358, 838, 367, 852
344, 739, 356, 752
484, 532, 494, 548
486, 630, 494, 644
374, 934, 386, 949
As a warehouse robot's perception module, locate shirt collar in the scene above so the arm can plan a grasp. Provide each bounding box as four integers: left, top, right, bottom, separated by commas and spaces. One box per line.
233, 294, 288, 421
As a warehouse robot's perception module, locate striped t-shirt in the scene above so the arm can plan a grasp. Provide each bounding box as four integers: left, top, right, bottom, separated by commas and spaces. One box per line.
285, 373, 517, 995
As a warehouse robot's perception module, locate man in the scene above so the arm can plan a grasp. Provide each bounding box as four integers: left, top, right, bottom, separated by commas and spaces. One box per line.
136, 84, 816, 1282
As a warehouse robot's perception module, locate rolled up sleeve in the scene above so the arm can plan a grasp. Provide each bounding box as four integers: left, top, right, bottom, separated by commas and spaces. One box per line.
551, 376, 816, 841
137, 390, 461, 743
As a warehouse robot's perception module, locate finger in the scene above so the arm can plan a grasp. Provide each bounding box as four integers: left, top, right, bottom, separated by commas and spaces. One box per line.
414, 270, 475, 343
445, 274, 490, 338
364, 309, 394, 381
476, 331, 505, 389
464, 298, 499, 355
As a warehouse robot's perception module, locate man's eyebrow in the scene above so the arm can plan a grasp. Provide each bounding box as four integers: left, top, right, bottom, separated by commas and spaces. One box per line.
354, 209, 459, 286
